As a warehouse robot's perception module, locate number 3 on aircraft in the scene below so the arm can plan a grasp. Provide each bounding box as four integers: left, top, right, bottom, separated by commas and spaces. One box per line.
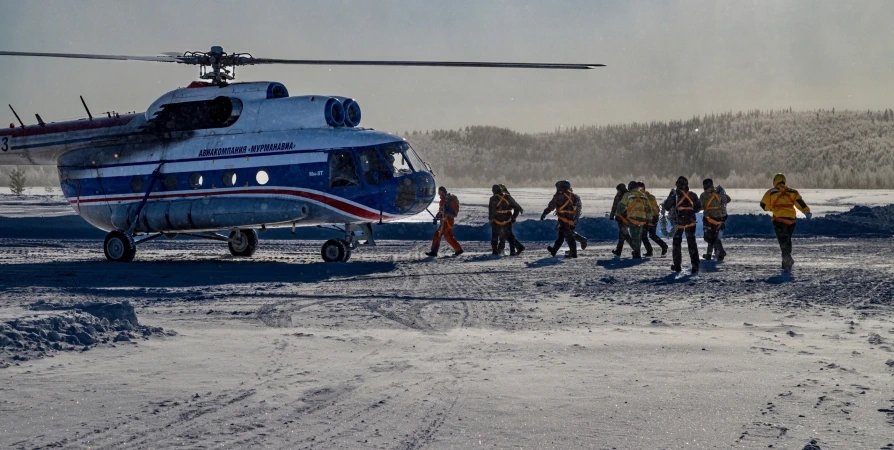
1, 137, 8, 152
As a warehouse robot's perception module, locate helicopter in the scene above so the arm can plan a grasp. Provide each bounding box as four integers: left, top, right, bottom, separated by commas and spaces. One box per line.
0, 46, 603, 263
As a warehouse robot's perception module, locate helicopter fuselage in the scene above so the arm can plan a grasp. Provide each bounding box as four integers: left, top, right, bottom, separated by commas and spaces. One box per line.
0, 82, 437, 236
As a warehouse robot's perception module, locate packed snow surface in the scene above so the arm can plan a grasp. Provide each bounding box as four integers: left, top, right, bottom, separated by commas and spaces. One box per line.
0, 189, 893, 449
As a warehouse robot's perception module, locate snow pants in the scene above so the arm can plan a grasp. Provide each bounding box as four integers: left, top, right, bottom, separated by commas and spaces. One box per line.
773, 220, 796, 270
614, 219, 633, 253
552, 222, 578, 256
703, 219, 725, 258
492, 222, 520, 254
431, 217, 462, 253
672, 225, 699, 271
627, 225, 643, 257
641, 220, 666, 255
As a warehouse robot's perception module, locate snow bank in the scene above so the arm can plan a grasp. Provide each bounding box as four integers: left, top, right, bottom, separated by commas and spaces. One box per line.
1, 301, 167, 368
1, 206, 891, 242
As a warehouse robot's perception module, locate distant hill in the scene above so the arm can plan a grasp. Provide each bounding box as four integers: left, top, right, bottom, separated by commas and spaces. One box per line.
406, 109, 894, 189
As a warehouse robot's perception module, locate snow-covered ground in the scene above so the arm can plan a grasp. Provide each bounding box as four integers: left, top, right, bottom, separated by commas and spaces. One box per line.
1, 237, 893, 449
1, 189, 893, 449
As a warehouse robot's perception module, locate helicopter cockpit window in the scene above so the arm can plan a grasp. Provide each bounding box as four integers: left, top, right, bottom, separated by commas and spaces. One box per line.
358, 148, 391, 185
379, 144, 413, 177
403, 143, 429, 173
329, 151, 360, 188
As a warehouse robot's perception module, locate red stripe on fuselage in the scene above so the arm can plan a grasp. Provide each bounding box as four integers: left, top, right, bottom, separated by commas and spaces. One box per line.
0, 113, 141, 138
67, 188, 395, 221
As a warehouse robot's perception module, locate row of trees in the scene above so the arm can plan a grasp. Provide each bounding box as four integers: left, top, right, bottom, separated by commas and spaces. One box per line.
406, 109, 894, 188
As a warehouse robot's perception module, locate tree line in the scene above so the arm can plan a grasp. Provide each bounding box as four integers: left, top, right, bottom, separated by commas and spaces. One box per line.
404, 108, 894, 189
3, 108, 894, 192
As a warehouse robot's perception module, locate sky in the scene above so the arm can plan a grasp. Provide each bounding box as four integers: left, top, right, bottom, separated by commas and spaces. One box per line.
1, 0, 893, 133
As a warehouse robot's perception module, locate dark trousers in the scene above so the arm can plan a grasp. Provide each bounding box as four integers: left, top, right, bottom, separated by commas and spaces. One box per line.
552, 222, 578, 256
492, 223, 520, 254
703, 219, 725, 257
672, 225, 699, 271
773, 221, 796, 269
614, 220, 633, 253
641, 222, 666, 254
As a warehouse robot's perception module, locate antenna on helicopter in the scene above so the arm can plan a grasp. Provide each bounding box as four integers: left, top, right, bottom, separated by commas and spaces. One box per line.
8, 104, 25, 128
35, 113, 46, 127
80, 96, 93, 120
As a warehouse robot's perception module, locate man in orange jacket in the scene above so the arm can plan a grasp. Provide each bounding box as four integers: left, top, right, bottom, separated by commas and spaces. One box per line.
760, 173, 811, 272
426, 186, 464, 257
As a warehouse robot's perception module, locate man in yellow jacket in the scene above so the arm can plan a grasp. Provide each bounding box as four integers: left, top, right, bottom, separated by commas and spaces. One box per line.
760, 174, 811, 272
615, 181, 653, 259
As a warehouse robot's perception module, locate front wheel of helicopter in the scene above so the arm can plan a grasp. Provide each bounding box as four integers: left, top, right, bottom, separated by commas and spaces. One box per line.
321, 239, 350, 262
104, 230, 136, 262
228, 229, 259, 257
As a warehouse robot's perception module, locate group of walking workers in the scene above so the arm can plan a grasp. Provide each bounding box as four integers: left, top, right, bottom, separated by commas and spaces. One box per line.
427, 174, 810, 274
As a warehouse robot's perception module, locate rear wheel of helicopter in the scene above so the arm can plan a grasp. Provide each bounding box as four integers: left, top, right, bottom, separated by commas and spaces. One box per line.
228, 229, 259, 257
104, 230, 136, 262
321, 239, 348, 262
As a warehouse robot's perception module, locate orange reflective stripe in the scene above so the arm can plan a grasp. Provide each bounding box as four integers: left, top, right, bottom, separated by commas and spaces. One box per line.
704, 192, 722, 211
773, 216, 796, 225
627, 218, 647, 226
492, 218, 512, 225
705, 215, 724, 226
557, 192, 576, 217
676, 192, 694, 211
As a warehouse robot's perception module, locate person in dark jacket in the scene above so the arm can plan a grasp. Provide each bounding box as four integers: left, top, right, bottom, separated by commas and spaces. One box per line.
489, 184, 525, 255
541, 180, 582, 258
662, 176, 702, 273
610, 183, 634, 256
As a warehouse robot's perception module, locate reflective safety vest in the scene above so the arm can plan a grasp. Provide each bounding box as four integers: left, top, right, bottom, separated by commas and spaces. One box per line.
492, 194, 513, 225
765, 187, 800, 224
556, 192, 577, 225
622, 192, 650, 226
702, 190, 725, 225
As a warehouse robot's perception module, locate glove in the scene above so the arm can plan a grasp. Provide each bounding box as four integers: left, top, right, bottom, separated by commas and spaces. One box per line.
805, 211, 812, 220
432, 218, 439, 225
540, 213, 546, 221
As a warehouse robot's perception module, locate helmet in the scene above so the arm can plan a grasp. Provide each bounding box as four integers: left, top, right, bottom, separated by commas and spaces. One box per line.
616, 183, 627, 193
556, 180, 571, 191
676, 176, 689, 189
627, 181, 639, 191
492, 184, 502, 195
773, 173, 786, 186
703, 178, 714, 189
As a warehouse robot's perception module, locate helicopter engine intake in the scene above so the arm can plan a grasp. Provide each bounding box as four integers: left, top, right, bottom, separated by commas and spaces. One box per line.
332, 97, 362, 127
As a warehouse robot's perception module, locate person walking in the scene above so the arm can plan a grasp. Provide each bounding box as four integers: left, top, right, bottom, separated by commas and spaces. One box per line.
700, 178, 732, 261
638, 181, 668, 257
662, 176, 702, 274
489, 184, 524, 255
615, 181, 653, 259
541, 180, 582, 258
426, 186, 464, 257
610, 183, 634, 257
760, 173, 811, 272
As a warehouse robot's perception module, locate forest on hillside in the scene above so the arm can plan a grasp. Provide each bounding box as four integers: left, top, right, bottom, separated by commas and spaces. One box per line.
3, 108, 894, 190
405, 109, 894, 189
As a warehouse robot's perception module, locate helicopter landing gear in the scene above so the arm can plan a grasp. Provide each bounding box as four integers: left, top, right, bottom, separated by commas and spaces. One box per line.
320, 223, 375, 262
104, 230, 136, 262
228, 229, 259, 257
321, 239, 351, 263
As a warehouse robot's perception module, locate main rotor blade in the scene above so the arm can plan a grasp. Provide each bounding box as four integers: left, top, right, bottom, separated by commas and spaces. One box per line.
249, 59, 604, 69
0, 51, 181, 63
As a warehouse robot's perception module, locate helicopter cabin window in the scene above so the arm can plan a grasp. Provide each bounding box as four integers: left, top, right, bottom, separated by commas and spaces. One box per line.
403, 143, 428, 173
329, 151, 360, 188
223, 170, 237, 187
255, 169, 269, 185
130, 176, 144, 193
379, 144, 413, 177
358, 148, 391, 185
164, 174, 178, 191
189, 173, 203, 189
